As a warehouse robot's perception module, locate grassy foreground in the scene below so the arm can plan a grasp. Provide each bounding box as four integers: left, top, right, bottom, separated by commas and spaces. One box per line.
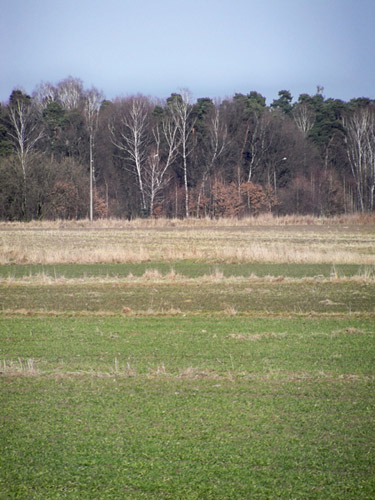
1, 218, 375, 499
1, 316, 375, 499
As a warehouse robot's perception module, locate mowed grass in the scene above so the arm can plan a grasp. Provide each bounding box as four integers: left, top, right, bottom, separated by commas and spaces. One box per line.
1, 317, 375, 499
1, 218, 375, 499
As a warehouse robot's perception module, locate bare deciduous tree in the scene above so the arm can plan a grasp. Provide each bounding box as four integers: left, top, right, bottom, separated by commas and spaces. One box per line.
292, 102, 315, 137
247, 111, 274, 183
84, 87, 104, 221
196, 104, 228, 216
342, 106, 375, 211
143, 113, 180, 215
32, 81, 56, 111
109, 97, 151, 214
56, 76, 84, 110
168, 90, 196, 217
7, 90, 44, 217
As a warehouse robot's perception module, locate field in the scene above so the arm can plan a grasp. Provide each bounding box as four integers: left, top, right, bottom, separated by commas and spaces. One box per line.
1, 216, 375, 499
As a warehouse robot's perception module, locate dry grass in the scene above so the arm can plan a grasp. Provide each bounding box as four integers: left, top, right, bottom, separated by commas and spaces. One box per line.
2, 360, 372, 382
228, 332, 288, 341
1, 213, 375, 229
1, 215, 375, 265
0, 358, 40, 376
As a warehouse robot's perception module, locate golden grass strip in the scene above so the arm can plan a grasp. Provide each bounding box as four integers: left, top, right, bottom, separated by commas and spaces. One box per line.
1, 226, 375, 265
1, 214, 375, 266
1, 213, 375, 230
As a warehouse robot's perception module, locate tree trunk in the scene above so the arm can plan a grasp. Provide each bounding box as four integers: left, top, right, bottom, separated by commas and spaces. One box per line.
89, 133, 94, 221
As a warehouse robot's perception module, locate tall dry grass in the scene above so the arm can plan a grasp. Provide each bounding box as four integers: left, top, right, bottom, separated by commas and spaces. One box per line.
1, 213, 375, 230
1, 215, 375, 265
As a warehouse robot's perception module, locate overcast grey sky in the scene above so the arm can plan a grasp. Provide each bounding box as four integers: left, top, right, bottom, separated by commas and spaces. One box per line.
1, 0, 374, 104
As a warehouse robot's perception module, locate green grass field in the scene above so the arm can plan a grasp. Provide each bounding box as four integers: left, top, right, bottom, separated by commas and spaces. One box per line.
0, 262, 372, 279
1, 277, 375, 316
1, 221, 375, 499
1, 316, 374, 499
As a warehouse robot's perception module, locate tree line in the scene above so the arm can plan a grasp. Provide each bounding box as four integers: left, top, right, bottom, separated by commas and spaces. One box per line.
1, 76, 374, 220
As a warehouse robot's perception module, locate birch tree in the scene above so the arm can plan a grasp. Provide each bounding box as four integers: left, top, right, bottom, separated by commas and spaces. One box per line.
109, 97, 151, 214
196, 103, 228, 216
292, 102, 315, 137
342, 106, 375, 211
167, 90, 196, 217
143, 112, 180, 215
7, 90, 44, 217
84, 87, 104, 221
32, 81, 56, 112
247, 111, 273, 183
56, 76, 84, 110
368, 114, 375, 211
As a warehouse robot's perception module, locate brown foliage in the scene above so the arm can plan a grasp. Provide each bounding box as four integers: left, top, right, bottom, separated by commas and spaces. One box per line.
240, 182, 277, 216
211, 180, 243, 217
93, 189, 108, 218
46, 181, 79, 219
188, 179, 276, 218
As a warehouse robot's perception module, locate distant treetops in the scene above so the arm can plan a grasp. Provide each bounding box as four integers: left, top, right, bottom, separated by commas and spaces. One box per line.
0, 78, 374, 220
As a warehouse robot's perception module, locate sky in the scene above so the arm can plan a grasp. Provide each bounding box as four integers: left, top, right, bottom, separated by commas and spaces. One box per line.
1, 0, 375, 105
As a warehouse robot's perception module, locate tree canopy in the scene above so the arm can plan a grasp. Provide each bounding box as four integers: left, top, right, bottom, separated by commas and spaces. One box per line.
1, 77, 374, 220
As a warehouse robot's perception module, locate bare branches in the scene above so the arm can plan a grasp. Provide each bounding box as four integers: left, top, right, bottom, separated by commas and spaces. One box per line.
109, 97, 152, 212
167, 89, 196, 217
247, 112, 274, 183
143, 116, 181, 215
292, 102, 315, 137
83, 87, 104, 221
109, 96, 183, 215
84, 88, 103, 132
8, 91, 44, 177
196, 105, 228, 216
32, 81, 56, 111
7, 90, 44, 217
342, 106, 375, 211
56, 77, 84, 110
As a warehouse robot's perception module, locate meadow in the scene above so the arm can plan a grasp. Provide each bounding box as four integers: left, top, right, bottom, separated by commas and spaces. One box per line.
1, 216, 375, 499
